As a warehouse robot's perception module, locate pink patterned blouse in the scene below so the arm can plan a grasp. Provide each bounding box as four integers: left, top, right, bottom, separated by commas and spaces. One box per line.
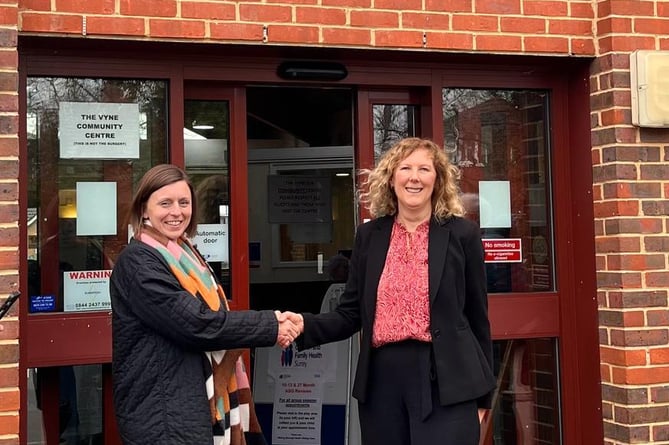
372, 219, 432, 347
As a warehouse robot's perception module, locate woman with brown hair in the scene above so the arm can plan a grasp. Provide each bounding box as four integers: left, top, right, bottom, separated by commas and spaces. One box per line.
111, 164, 297, 445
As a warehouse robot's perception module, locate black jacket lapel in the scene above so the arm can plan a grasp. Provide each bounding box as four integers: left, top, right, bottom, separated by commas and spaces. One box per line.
364, 216, 393, 318
428, 218, 450, 304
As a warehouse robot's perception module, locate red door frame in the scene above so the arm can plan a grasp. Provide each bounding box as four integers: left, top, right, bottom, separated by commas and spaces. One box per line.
18, 39, 600, 445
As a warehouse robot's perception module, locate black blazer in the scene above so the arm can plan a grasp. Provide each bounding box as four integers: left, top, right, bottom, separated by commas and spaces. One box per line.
299, 215, 496, 408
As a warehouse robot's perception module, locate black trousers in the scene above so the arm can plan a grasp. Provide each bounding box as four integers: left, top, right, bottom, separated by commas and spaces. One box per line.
358, 340, 480, 445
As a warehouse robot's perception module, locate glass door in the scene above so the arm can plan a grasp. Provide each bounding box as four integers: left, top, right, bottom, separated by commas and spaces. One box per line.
183, 98, 232, 298
245, 86, 357, 445
24, 76, 169, 445
356, 86, 562, 445
440, 88, 561, 445
182, 84, 248, 312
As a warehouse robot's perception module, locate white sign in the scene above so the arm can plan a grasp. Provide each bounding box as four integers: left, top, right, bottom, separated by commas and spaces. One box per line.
192, 223, 229, 267
272, 375, 323, 445
59, 102, 140, 159
479, 180, 512, 228
76, 182, 118, 236
63, 270, 112, 312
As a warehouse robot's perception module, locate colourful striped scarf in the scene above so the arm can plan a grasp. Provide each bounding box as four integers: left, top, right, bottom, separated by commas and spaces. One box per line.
139, 226, 266, 445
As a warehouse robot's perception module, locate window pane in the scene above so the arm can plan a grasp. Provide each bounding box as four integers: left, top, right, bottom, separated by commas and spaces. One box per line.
270, 166, 355, 264
373, 104, 417, 161
443, 89, 554, 293
247, 86, 352, 149
26, 77, 168, 313
27, 365, 104, 445
487, 339, 562, 445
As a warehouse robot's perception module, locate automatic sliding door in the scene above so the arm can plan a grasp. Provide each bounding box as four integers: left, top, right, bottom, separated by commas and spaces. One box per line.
246, 86, 357, 445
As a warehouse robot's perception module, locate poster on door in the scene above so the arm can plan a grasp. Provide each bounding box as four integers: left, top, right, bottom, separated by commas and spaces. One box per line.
63, 270, 112, 312
483, 238, 522, 263
192, 223, 229, 268
59, 102, 140, 159
272, 375, 324, 445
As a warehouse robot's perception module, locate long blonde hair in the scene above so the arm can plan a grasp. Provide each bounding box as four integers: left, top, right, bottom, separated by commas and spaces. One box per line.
359, 137, 464, 219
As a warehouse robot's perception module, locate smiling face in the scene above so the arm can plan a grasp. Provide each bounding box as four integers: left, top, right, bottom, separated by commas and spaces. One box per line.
143, 180, 193, 241
391, 148, 436, 218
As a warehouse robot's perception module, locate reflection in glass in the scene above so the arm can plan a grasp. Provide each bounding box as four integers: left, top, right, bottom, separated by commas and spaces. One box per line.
272, 167, 355, 263
443, 89, 554, 293
373, 104, 417, 161
26, 77, 168, 313
483, 339, 561, 445
27, 365, 104, 445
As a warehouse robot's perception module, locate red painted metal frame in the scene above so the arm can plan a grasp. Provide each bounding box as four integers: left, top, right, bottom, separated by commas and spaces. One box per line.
17, 39, 600, 445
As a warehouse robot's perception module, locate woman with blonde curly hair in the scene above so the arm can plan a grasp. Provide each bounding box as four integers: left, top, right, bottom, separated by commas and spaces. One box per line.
288, 137, 495, 445
360, 137, 465, 219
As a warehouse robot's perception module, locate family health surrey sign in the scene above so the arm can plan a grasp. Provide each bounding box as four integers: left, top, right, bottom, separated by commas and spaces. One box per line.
59, 102, 140, 159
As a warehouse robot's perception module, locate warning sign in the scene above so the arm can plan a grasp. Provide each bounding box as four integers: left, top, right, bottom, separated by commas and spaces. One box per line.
483, 238, 522, 263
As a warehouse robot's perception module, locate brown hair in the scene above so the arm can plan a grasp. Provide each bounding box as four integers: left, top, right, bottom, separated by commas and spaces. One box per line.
129, 164, 198, 238
359, 137, 464, 219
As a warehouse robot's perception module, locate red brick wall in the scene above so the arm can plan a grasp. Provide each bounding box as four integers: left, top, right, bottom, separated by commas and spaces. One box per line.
16, 0, 596, 55
0, 1, 20, 442
591, 1, 669, 444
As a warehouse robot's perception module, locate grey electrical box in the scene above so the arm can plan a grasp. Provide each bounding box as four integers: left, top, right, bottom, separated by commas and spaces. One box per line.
630, 50, 669, 127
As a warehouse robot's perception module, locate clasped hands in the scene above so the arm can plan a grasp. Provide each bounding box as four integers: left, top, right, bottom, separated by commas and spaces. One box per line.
274, 311, 304, 349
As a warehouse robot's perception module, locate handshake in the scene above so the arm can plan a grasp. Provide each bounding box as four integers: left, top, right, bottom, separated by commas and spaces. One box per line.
274, 311, 304, 349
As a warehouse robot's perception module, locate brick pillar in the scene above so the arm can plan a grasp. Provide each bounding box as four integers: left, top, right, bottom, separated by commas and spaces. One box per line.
593, 1, 669, 444
0, 2, 20, 441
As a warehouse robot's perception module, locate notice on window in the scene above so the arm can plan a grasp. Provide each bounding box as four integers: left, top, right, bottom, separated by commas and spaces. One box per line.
483, 238, 522, 263
192, 223, 229, 268
272, 375, 323, 445
479, 181, 511, 228
268, 175, 331, 223
266, 343, 336, 445
59, 102, 140, 159
76, 182, 118, 236
63, 270, 112, 312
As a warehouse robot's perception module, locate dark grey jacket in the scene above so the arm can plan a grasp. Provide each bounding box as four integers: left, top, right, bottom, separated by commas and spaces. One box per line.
299, 215, 495, 409
110, 239, 277, 445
